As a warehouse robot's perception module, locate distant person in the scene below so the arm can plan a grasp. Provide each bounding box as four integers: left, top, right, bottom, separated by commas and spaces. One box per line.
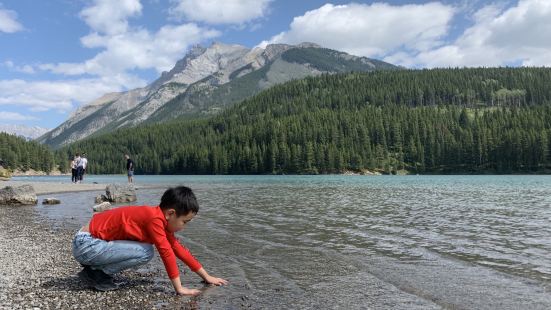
72, 186, 228, 293
77, 153, 88, 183
125, 154, 134, 183
70, 156, 78, 183
74, 153, 82, 183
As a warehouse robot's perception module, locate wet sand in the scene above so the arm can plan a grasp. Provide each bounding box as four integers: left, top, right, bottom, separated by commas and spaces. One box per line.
1, 180, 108, 195
1, 180, 162, 195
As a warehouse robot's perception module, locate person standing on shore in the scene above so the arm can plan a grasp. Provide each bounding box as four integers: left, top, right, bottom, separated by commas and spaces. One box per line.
77, 153, 88, 183
74, 153, 82, 183
125, 154, 134, 183
70, 156, 78, 183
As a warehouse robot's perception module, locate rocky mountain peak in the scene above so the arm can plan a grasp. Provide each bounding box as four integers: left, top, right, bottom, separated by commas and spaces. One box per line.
296, 42, 322, 48
263, 43, 294, 59
39, 42, 398, 147
188, 44, 207, 57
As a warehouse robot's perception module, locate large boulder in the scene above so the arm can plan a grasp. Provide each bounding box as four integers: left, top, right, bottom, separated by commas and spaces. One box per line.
106, 184, 136, 203
0, 166, 11, 181
0, 184, 38, 205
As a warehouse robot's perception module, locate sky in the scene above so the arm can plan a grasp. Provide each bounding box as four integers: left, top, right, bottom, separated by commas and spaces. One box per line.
1, 0, 550, 130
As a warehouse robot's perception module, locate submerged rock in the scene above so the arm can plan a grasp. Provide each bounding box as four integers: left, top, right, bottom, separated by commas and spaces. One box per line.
42, 198, 61, 205
0, 184, 37, 205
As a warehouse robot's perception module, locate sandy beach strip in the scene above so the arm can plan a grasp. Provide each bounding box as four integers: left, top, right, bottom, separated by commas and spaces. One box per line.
0, 180, 164, 195
1, 180, 108, 195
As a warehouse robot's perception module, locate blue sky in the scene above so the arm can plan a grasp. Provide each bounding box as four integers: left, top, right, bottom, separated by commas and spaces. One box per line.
0, 0, 549, 129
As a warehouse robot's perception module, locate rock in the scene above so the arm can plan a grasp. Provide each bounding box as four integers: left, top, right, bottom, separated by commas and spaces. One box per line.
0, 184, 37, 205
106, 184, 137, 203
93, 201, 112, 213
42, 198, 61, 205
0, 165, 11, 181
94, 194, 109, 204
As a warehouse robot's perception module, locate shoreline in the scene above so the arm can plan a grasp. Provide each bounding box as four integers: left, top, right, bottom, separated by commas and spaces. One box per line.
0, 180, 164, 195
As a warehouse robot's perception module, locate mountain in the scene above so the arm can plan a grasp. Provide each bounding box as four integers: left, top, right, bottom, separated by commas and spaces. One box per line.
38, 42, 398, 147
0, 124, 50, 140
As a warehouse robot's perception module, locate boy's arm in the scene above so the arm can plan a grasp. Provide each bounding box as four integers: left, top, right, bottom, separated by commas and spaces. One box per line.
166, 233, 202, 271
146, 219, 201, 295
167, 234, 228, 286
194, 267, 229, 286
170, 277, 201, 296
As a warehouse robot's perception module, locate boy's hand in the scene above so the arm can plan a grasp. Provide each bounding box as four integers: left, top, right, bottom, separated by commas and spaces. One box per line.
204, 275, 228, 286
176, 287, 201, 296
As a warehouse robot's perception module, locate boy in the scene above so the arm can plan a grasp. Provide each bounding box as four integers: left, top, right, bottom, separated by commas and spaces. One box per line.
72, 186, 227, 295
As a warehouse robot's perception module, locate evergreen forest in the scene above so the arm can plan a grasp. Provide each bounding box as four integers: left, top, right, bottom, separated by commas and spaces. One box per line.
0, 133, 56, 173
55, 67, 551, 175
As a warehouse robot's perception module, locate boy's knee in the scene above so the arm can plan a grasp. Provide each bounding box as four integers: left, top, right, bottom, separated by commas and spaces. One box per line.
142, 244, 154, 262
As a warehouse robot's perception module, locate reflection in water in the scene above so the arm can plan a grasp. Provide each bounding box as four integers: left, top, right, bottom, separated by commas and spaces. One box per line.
34, 175, 551, 309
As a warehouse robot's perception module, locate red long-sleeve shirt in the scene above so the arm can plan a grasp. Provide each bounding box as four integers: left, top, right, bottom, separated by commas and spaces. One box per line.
89, 205, 202, 279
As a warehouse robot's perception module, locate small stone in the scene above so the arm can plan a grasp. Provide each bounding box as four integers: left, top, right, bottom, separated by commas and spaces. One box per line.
93, 201, 112, 213
42, 198, 61, 205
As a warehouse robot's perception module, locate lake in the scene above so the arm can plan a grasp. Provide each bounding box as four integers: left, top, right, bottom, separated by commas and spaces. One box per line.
16, 175, 551, 309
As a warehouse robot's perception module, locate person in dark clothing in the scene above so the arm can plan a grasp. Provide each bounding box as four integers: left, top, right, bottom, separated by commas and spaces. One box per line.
125, 154, 134, 183
70, 155, 78, 183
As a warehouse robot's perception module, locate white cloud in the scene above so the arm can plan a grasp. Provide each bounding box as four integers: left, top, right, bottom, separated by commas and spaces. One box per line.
26, 0, 220, 113
403, 0, 551, 67
258, 2, 455, 58
169, 0, 272, 25
41, 0, 220, 77
79, 0, 142, 35
0, 111, 37, 121
3, 61, 35, 74
260, 1, 551, 68
41, 24, 220, 76
0, 7, 23, 33
0, 75, 146, 112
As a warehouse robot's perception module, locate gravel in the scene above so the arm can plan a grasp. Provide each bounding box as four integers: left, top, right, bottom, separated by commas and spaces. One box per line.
0, 205, 219, 310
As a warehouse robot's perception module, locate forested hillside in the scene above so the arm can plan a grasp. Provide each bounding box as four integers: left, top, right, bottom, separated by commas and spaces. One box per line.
1, 133, 56, 173
56, 68, 551, 175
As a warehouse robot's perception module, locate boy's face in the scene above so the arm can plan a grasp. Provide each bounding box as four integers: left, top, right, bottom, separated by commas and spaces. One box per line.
166, 210, 195, 232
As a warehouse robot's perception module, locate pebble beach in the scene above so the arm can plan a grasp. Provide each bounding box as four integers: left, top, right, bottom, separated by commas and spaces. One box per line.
0, 181, 227, 310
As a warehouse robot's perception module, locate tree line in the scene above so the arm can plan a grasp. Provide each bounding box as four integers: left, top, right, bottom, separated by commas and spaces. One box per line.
55, 67, 551, 175
0, 133, 56, 172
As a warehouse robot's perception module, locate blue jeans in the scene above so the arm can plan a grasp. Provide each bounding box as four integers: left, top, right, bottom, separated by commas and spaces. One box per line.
72, 231, 154, 275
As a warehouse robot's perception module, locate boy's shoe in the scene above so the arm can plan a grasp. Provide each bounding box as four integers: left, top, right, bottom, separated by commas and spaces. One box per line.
78, 266, 119, 292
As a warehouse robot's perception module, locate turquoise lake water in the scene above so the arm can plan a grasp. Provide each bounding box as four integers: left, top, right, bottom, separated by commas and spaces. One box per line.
16, 174, 551, 309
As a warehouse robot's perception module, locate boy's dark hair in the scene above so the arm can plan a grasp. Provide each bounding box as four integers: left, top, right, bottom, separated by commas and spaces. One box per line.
159, 186, 199, 216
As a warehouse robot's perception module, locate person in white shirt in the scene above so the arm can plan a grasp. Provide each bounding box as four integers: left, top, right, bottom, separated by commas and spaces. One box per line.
78, 153, 88, 183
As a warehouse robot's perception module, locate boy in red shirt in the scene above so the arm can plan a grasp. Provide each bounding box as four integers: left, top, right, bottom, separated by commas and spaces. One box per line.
72, 186, 227, 295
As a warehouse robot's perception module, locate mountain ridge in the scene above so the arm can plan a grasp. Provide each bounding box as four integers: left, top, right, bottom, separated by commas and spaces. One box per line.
0, 124, 50, 140
38, 42, 398, 148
